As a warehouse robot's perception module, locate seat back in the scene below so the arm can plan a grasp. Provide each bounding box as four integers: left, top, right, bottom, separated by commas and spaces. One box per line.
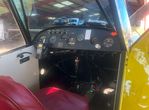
0, 76, 45, 110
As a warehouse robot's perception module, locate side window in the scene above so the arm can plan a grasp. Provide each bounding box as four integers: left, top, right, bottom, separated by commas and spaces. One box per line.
12, 0, 35, 39
0, 0, 25, 54
127, 1, 149, 44
13, 0, 33, 28
12, 0, 26, 27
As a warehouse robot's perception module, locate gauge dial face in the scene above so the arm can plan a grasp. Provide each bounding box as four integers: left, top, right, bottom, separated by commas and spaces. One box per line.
68, 37, 76, 46
77, 34, 85, 41
95, 44, 101, 49
103, 38, 114, 48
90, 37, 98, 44
49, 36, 57, 44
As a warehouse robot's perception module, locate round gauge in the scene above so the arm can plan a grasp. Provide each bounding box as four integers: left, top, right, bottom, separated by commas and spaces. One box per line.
77, 34, 85, 41
49, 36, 57, 44
103, 38, 114, 48
95, 44, 101, 49
90, 37, 98, 45
68, 37, 76, 46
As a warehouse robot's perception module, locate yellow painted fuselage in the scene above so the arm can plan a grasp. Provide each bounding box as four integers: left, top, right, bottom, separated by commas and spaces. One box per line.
120, 30, 149, 110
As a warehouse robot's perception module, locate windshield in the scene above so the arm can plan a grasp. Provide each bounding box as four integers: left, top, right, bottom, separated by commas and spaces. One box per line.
12, 0, 113, 39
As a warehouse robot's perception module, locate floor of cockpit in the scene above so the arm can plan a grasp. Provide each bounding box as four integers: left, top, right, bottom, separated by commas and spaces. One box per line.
39, 51, 119, 110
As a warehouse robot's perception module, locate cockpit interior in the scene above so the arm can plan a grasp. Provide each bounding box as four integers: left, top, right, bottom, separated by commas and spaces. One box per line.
0, 0, 139, 110
31, 1, 122, 108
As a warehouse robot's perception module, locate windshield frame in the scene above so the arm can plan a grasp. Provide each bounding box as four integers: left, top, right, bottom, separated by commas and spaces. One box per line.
8, 0, 31, 44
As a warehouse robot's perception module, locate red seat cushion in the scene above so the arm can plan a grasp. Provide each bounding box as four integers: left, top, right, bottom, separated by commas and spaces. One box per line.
35, 87, 89, 110
0, 76, 89, 110
0, 76, 45, 110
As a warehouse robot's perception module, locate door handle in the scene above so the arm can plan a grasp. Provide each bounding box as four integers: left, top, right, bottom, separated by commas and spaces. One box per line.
17, 52, 32, 58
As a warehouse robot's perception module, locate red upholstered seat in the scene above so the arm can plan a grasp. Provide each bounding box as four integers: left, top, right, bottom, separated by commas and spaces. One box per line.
35, 87, 88, 110
0, 76, 89, 110
0, 76, 45, 110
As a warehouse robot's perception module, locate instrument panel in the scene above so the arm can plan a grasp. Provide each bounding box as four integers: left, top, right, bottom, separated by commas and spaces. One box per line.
39, 28, 121, 51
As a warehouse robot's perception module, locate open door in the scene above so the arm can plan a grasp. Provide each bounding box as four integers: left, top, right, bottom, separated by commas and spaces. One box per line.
120, 30, 149, 110
120, 2, 149, 110
0, 0, 39, 91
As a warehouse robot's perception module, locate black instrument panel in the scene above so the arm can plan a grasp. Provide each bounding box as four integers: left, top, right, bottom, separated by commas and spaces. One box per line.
39, 28, 121, 51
